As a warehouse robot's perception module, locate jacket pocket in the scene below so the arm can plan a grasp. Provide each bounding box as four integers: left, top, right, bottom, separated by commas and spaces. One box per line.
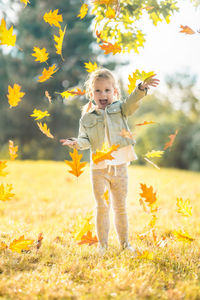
107, 106, 121, 114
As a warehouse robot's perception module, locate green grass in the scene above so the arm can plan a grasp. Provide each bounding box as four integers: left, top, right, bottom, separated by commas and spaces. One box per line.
0, 161, 200, 299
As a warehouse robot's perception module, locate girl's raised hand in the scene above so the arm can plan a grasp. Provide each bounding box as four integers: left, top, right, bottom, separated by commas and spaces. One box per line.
140, 74, 160, 90
60, 138, 78, 149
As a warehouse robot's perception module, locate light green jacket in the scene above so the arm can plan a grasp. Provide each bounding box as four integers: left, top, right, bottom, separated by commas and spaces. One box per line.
75, 86, 147, 153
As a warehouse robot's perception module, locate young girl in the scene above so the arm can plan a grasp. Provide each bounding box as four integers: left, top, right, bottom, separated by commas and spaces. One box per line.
60, 68, 159, 255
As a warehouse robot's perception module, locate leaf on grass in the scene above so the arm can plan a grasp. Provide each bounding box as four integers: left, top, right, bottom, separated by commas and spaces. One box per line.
43, 9, 63, 28
101, 189, 109, 206
128, 70, 155, 94
20, 0, 30, 8
0, 161, 8, 177
54, 25, 66, 60
180, 25, 195, 35
9, 235, 34, 253
36, 233, 43, 250
144, 157, 160, 170
136, 121, 156, 126
7, 84, 25, 108
164, 129, 178, 150
119, 128, 135, 140
45, 91, 52, 103
176, 197, 192, 217
78, 231, 98, 246
71, 212, 94, 241
0, 184, 15, 201
92, 143, 120, 164
0, 241, 8, 251
173, 230, 194, 243
149, 215, 157, 228
9, 140, 18, 160
30, 109, 50, 120
105, 7, 116, 18
37, 122, 54, 139
84, 61, 99, 73
38, 64, 58, 83
32, 47, 49, 63
77, 4, 88, 19
145, 150, 164, 158
137, 250, 154, 260
0, 18, 16, 47
65, 148, 87, 177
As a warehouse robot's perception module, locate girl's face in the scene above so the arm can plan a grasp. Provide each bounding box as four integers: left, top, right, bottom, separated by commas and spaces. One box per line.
91, 78, 118, 110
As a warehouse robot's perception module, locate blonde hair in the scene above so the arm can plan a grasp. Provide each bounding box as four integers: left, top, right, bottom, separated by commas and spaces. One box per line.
82, 68, 121, 115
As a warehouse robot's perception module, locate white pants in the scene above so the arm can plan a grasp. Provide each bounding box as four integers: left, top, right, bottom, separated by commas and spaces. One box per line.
91, 163, 129, 247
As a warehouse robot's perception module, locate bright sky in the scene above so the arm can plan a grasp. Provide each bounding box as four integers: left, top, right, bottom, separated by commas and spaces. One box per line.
114, 1, 200, 95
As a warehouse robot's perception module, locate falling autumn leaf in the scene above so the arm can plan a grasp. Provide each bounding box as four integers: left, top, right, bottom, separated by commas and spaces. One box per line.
139, 183, 158, 212
0, 161, 8, 177
101, 189, 109, 206
9, 235, 34, 253
30, 109, 50, 120
43, 9, 63, 28
38, 64, 58, 83
32, 47, 49, 63
180, 25, 195, 35
99, 41, 122, 55
57, 89, 76, 100
136, 121, 156, 126
0, 183, 15, 201
77, 3, 88, 19
9, 140, 18, 160
36, 233, 43, 250
84, 61, 99, 73
7, 84, 25, 108
92, 143, 120, 164
164, 129, 179, 150
78, 231, 98, 246
71, 212, 94, 241
128, 70, 155, 94
37, 122, 54, 139
65, 148, 87, 177
145, 150, 164, 158
0, 18, 16, 47
20, 0, 30, 8
67, 88, 86, 96
173, 230, 194, 243
54, 25, 66, 60
45, 90, 52, 103
119, 128, 135, 140
176, 197, 192, 217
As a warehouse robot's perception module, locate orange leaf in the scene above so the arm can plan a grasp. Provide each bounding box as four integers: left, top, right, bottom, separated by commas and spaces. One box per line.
99, 41, 122, 55
37, 122, 54, 139
7, 84, 25, 108
164, 129, 178, 150
136, 121, 156, 126
67, 88, 86, 96
9, 235, 34, 253
43, 9, 63, 28
9, 140, 18, 160
92, 143, 120, 164
139, 183, 157, 208
0, 184, 15, 201
45, 90, 52, 104
38, 64, 58, 83
65, 148, 87, 177
0, 161, 8, 177
180, 25, 195, 35
78, 231, 98, 246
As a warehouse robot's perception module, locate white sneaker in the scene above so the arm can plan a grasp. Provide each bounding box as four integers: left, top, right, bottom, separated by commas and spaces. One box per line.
122, 242, 137, 256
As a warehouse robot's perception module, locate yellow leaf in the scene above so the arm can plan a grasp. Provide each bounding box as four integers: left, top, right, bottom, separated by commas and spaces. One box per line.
0, 161, 8, 177
58, 89, 76, 100
145, 150, 164, 158
77, 4, 88, 19
9, 140, 18, 161
38, 64, 58, 83
7, 83, 25, 108
128, 70, 155, 94
92, 143, 120, 164
37, 122, 54, 139
176, 197, 192, 217
71, 212, 94, 241
9, 235, 34, 253
0, 184, 15, 201
54, 25, 66, 60
0, 241, 8, 251
20, 0, 30, 8
65, 148, 87, 178
101, 189, 109, 206
84, 61, 99, 73
137, 250, 154, 260
43, 9, 63, 28
173, 229, 194, 243
149, 215, 157, 228
0, 18, 16, 47
32, 47, 49, 63
105, 7, 116, 18
30, 109, 50, 120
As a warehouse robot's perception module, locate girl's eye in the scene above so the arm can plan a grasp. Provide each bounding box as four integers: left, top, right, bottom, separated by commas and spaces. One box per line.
95, 89, 100, 92
106, 89, 110, 92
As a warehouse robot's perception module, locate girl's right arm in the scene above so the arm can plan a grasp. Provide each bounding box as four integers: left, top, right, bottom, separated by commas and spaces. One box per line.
60, 138, 78, 149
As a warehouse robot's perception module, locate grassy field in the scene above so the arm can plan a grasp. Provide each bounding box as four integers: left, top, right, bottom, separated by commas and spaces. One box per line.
0, 160, 200, 300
